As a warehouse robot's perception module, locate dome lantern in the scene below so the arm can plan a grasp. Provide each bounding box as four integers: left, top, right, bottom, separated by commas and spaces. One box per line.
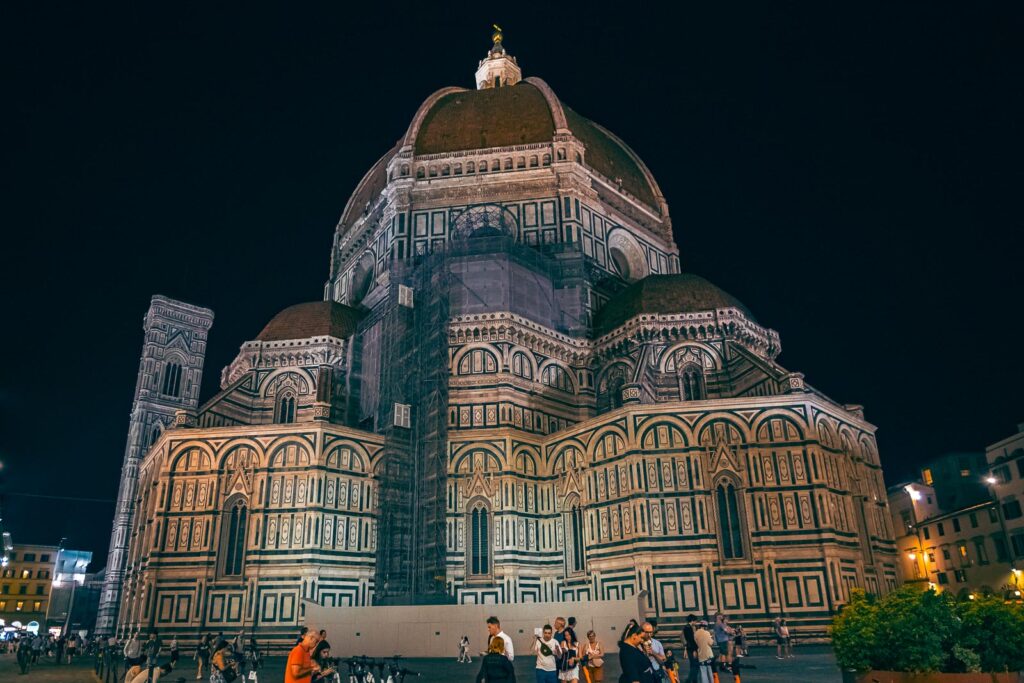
475, 24, 521, 90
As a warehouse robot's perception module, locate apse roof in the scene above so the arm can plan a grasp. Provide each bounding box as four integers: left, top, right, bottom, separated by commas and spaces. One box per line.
255, 301, 363, 342
593, 274, 756, 334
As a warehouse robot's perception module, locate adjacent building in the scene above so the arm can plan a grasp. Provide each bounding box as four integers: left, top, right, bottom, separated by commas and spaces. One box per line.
100, 33, 898, 644
986, 424, 1024, 566
886, 425, 1024, 599
0, 544, 58, 632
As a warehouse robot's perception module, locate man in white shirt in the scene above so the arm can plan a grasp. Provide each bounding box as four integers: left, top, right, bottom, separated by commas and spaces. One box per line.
531, 624, 562, 683
642, 622, 667, 679
486, 616, 514, 662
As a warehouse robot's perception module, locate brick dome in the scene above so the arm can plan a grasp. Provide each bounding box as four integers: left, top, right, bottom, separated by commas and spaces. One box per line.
594, 274, 756, 333
410, 81, 662, 213
255, 301, 363, 342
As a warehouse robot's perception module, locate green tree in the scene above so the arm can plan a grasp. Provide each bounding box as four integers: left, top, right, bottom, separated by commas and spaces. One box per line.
831, 588, 878, 672
956, 595, 1024, 673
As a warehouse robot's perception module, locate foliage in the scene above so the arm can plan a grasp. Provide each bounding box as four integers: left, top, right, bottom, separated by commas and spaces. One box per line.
831, 585, 1024, 673
955, 594, 1024, 673
830, 588, 878, 671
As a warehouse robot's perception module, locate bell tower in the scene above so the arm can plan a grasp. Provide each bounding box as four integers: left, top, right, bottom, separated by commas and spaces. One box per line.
95, 295, 214, 636
475, 25, 522, 89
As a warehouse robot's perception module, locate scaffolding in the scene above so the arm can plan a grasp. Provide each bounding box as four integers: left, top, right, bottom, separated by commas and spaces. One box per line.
370, 234, 620, 604
373, 253, 451, 604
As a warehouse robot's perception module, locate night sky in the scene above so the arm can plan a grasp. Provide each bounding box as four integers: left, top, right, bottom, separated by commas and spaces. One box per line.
3, 3, 1022, 568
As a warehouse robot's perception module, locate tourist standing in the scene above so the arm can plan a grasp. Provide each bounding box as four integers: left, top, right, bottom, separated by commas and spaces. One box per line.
144, 631, 163, 683
195, 633, 211, 680
486, 617, 514, 661
286, 628, 331, 683
712, 615, 732, 667
693, 622, 714, 683
532, 624, 561, 683
17, 636, 32, 674
618, 623, 655, 683
582, 630, 604, 683
312, 630, 330, 663
475, 637, 516, 683
557, 628, 580, 683
681, 616, 699, 683
210, 639, 239, 683
124, 632, 143, 667
641, 623, 666, 681
775, 618, 793, 659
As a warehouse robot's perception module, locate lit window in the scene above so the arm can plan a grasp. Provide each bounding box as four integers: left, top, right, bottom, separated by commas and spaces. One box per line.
20, 570, 29, 579
922, 468, 934, 485
958, 542, 968, 559
33, 601, 41, 611
960, 469, 971, 477
0, 600, 5, 610
15, 601, 23, 611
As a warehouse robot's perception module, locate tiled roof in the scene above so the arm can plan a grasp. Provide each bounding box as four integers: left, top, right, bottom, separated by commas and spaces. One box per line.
255, 301, 363, 342
416, 82, 555, 154
594, 274, 756, 334
413, 82, 659, 212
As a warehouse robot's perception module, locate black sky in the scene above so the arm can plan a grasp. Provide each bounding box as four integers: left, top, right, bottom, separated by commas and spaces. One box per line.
3, 2, 1022, 567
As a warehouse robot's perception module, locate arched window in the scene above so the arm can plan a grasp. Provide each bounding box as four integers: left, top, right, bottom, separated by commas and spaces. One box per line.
468, 504, 490, 576
564, 501, 586, 574
457, 349, 498, 375
716, 482, 745, 559
510, 352, 533, 380
149, 425, 161, 447
680, 364, 706, 401
221, 497, 248, 576
161, 362, 182, 397
277, 394, 296, 424
541, 365, 574, 393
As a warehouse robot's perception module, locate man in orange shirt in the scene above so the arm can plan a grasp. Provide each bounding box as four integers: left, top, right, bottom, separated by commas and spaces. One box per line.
286, 628, 333, 683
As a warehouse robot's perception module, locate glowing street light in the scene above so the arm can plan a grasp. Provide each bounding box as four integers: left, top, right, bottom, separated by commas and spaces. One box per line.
985, 476, 998, 485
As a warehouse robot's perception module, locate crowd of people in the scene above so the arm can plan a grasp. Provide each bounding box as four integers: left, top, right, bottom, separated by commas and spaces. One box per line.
2, 631, 88, 674
463, 612, 796, 683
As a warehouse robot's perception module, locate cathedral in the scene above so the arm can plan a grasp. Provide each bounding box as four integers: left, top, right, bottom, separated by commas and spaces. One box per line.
97, 33, 898, 644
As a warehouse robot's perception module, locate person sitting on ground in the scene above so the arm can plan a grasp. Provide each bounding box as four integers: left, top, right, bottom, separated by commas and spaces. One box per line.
475, 636, 516, 683
128, 661, 175, 683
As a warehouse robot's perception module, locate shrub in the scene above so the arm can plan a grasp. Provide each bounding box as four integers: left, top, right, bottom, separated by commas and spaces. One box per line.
955, 594, 1024, 673
831, 585, 1024, 673
831, 588, 878, 671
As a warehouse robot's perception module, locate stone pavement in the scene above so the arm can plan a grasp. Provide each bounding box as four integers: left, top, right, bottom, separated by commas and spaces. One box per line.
0, 646, 844, 682
0, 652, 100, 682
252, 645, 841, 683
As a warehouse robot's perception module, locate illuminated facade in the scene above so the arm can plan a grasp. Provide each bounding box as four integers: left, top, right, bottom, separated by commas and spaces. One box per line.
102, 34, 897, 644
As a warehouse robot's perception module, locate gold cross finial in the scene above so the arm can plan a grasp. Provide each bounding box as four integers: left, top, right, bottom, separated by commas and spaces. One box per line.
492, 24, 503, 44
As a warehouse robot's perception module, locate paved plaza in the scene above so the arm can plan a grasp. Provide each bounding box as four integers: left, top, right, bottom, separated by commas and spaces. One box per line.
0, 653, 100, 682
0, 646, 843, 683
265, 647, 842, 683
